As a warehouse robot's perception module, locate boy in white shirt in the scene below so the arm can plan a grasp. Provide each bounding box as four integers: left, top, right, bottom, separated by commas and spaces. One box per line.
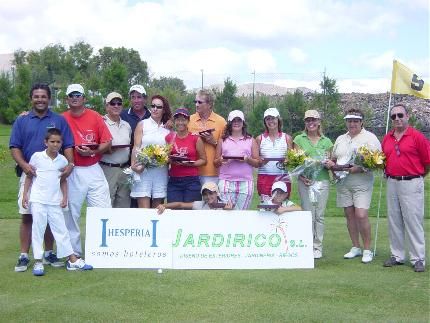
23, 128, 92, 276
261, 181, 302, 215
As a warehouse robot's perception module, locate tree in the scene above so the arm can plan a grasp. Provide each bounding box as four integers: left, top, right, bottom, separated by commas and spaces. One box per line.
150, 76, 186, 94
246, 95, 270, 137
307, 75, 343, 139
213, 78, 244, 119
278, 90, 307, 137
94, 47, 149, 86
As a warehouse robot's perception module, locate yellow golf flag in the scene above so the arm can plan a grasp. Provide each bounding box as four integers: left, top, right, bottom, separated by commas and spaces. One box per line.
391, 60, 430, 99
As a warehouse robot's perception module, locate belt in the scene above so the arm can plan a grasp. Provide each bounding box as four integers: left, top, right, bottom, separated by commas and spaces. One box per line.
99, 161, 129, 168
388, 175, 422, 181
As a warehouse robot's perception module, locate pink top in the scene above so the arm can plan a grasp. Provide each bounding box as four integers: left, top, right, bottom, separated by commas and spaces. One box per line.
166, 132, 199, 177
219, 136, 253, 181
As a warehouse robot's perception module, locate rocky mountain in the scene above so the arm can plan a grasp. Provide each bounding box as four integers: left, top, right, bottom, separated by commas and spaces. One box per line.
338, 93, 429, 138
207, 83, 430, 138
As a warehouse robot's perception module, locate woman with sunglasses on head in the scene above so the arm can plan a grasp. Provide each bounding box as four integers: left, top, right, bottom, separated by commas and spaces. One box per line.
214, 110, 260, 210
326, 108, 381, 264
293, 110, 333, 259
256, 108, 293, 202
130, 95, 172, 208
165, 107, 207, 203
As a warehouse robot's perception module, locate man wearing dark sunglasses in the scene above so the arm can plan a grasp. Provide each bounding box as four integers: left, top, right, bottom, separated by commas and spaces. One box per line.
188, 89, 226, 185
382, 103, 430, 272
62, 84, 113, 259
100, 92, 132, 208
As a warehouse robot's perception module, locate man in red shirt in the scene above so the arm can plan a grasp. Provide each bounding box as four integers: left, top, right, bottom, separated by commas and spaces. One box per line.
63, 84, 113, 261
382, 103, 430, 272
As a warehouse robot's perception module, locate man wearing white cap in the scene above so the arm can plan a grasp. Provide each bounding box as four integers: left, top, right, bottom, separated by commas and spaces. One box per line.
328, 108, 381, 264
121, 85, 150, 135
62, 84, 113, 257
100, 92, 132, 208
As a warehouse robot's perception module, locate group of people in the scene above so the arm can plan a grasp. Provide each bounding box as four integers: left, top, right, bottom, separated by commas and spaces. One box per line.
9, 82, 429, 276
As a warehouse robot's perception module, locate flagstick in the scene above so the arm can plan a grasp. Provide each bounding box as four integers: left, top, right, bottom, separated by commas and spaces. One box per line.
373, 92, 393, 256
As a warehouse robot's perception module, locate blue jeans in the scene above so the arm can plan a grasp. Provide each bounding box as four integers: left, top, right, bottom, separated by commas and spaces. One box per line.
167, 176, 201, 203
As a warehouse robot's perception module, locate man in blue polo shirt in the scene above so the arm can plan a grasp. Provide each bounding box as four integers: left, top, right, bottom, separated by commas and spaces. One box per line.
9, 83, 75, 272
120, 84, 151, 136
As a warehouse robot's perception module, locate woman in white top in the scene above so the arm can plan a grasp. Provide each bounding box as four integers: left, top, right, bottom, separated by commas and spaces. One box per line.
326, 108, 381, 264
130, 95, 172, 208
256, 108, 293, 202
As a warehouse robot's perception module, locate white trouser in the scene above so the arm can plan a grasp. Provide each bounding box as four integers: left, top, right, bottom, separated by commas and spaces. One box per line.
64, 164, 111, 256
31, 202, 74, 259
386, 177, 425, 265
298, 180, 330, 252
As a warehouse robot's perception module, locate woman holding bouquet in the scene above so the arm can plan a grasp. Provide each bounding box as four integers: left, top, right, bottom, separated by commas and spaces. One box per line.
214, 110, 260, 210
326, 108, 381, 264
165, 108, 207, 203
293, 110, 333, 259
256, 107, 293, 201
130, 95, 172, 208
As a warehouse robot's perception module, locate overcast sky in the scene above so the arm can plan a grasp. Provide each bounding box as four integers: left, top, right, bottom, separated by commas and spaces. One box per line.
0, 0, 428, 93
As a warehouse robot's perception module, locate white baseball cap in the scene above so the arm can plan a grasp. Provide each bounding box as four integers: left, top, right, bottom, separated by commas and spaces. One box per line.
264, 108, 280, 118
66, 84, 85, 95
228, 110, 245, 122
271, 181, 288, 193
129, 84, 147, 96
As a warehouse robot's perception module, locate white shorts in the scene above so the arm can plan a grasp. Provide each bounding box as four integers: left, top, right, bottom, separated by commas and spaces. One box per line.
131, 167, 168, 199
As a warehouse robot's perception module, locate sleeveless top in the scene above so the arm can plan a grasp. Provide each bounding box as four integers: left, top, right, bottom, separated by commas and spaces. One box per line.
140, 117, 169, 148
258, 132, 289, 175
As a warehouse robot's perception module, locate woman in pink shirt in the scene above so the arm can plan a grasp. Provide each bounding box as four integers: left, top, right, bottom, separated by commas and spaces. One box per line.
214, 110, 260, 209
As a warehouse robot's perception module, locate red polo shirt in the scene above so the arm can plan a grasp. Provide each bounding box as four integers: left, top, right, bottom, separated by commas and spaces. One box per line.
382, 126, 430, 176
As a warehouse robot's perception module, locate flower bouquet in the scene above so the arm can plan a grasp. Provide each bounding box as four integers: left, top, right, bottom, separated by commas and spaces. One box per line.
283, 149, 324, 181
353, 146, 385, 171
136, 144, 171, 168
122, 144, 171, 187
283, 149, 325, 204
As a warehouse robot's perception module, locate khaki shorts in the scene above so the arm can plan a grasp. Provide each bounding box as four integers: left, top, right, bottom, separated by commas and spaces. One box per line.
336, 176, 374, 209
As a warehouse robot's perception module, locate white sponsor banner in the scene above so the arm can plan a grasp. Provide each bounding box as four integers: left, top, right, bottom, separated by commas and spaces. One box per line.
85, 208, 172, 268
170, 210, 314, 269
85, 208, 314, 269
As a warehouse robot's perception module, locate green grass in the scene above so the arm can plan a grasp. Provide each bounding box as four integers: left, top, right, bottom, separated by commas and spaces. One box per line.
0, 217, 428, 322
0, 123, 429, 322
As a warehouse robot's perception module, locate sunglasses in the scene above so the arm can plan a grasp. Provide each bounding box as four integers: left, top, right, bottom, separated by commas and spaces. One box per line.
68, 93, 84, 98
390, 113, 404, 120
194, 100, 206, 104
109, 101, 122, 106
151, 104, 164, 109
305, 118, 318, 123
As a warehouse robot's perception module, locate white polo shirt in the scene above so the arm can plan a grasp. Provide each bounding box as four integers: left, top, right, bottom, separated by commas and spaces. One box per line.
101, 115, 131, 164
28, 150, 68, 205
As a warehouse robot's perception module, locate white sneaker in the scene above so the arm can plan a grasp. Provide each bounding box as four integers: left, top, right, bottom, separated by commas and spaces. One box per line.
344, 247, 362, 259
361, 250, 373, 263
66, 258, 93, 271
313, 250, 322, 259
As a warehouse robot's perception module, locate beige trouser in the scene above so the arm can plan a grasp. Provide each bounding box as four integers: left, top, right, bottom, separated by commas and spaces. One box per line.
386, 177, 426, 265
100, 164, 131, 208
298, 180, 330, 252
